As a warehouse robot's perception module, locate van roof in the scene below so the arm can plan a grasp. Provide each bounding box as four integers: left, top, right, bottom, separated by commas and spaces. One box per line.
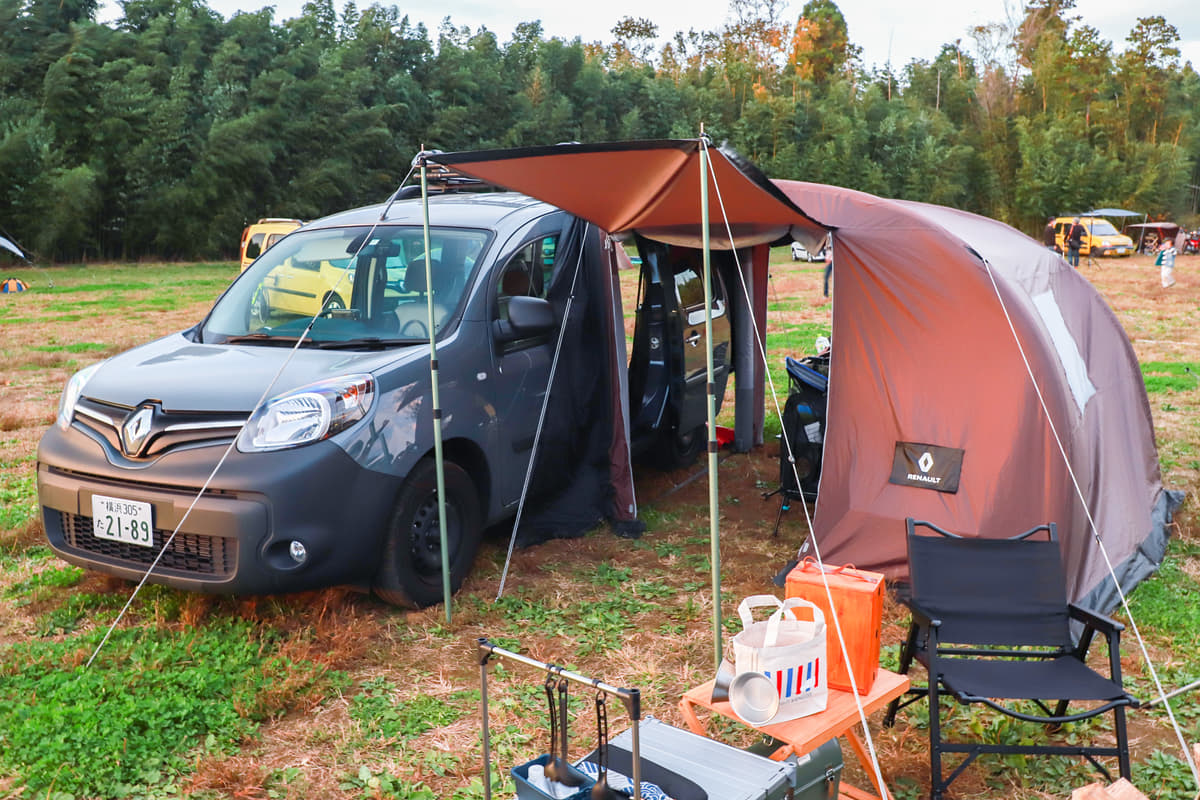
305, 192, 556, 232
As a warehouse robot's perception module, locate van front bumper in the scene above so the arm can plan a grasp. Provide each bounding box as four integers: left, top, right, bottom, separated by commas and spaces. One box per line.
37, 425, 398, 596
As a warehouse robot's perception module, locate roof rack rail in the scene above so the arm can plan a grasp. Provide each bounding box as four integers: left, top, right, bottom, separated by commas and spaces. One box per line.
400, 150, 495, 197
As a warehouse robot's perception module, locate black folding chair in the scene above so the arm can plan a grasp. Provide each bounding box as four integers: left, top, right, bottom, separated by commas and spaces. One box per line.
883, 518, 1138, 799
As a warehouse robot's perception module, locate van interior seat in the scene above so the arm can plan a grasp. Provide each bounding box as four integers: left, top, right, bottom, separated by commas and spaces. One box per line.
396, 259, 447, 337
501, 266, 532, 297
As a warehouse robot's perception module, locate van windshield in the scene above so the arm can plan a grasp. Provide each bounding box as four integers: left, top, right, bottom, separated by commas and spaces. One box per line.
1087, 220, 1120, 235
203, 225, 490, 344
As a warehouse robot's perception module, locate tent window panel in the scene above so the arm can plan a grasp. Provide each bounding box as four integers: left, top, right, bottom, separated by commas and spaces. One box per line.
1032, 291, 1096, 414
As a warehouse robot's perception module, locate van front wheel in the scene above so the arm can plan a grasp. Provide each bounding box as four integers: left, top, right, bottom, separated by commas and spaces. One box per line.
373, 459, 481, 608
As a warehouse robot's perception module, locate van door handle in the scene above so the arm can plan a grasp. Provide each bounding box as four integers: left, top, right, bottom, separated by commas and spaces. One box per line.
685, 331, 701, 347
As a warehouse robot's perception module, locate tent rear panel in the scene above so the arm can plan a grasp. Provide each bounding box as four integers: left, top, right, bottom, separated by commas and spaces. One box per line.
776, 181, 1172, 605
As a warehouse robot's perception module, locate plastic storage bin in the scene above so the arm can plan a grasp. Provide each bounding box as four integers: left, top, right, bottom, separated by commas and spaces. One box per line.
512, 754, 594, 800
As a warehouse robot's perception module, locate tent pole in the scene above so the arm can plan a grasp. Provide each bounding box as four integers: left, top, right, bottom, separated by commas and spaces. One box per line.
420, 157, 454, 623
700, 135, 723, 671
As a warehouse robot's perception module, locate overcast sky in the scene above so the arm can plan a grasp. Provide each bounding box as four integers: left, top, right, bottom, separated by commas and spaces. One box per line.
101, 0, 1200, 72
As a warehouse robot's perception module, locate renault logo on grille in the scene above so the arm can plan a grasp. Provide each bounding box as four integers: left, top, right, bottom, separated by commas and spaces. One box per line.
120, 405, 155, 456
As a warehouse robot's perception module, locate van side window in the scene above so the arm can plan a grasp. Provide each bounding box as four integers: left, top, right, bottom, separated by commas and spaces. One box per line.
673, 261, 726, 327
498, 235, 559, 312
494, 234, 559, 351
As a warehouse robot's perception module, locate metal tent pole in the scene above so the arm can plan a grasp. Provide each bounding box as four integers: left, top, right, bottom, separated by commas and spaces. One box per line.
699, 135, 722, 671
419, 157, 454, 623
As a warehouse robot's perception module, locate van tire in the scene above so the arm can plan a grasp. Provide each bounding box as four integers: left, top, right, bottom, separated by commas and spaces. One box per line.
656, 421, 705, 470
373, 459, 481, 609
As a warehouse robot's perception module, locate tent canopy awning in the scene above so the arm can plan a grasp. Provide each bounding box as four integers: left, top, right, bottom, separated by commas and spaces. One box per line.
427, 139, 829, 249
1125, 222, 1180, 231
1087, 208, 1143, 217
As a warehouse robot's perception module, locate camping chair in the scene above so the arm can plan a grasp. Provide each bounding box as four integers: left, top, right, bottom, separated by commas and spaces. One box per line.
883, 518, 1138, 800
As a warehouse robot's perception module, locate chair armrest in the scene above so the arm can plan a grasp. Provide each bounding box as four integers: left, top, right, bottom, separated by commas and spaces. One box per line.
1068, 603, 1124, 634
903, 598, 942, 629
1068, 603, 1125, 671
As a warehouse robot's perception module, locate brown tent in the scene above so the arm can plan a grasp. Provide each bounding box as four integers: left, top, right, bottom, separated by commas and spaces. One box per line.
776, 182, 1180, 609
431, 141, 1178, 610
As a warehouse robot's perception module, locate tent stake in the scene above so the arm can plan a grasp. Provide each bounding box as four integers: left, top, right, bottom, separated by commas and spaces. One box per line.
420, 158, 454, 624
700, 135, 723, 671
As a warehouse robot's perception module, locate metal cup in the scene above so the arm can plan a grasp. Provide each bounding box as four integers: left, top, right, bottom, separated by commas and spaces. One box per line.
728, 671, 779, 726
711, 659, 735, 703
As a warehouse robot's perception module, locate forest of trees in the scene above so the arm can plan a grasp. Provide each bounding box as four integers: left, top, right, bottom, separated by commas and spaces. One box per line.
1, 0, 1197, 261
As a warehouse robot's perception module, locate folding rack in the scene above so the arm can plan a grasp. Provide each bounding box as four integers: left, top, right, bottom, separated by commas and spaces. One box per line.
478, 638, 644, 800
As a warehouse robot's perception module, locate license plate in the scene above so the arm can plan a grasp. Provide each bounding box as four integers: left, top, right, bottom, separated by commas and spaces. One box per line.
91, 494, 154, 548
1116, 248, 1127, 254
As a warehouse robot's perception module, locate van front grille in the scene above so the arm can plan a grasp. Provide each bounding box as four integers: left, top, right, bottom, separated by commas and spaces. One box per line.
61, 512, 236, 577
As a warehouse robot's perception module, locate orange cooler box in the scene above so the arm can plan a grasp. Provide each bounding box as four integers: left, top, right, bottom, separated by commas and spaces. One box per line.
785, 559, 884, 695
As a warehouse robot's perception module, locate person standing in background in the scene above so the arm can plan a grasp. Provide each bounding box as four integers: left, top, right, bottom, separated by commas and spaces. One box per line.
1065, 217, 1085, 267
1157, 240, 1178, 288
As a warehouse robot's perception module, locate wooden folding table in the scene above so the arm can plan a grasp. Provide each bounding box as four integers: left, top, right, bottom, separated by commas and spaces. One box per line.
679, 668, 909, 800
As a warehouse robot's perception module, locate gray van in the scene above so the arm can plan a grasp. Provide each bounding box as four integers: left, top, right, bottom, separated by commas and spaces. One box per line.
37, 191, 731, 607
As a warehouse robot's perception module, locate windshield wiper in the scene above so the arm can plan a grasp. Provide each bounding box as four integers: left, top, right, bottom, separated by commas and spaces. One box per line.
223, 333, 314, 347
314, 337, 415, 350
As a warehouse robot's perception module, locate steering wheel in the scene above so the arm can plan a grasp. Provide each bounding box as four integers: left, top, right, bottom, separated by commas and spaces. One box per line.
400, 318, 428, 338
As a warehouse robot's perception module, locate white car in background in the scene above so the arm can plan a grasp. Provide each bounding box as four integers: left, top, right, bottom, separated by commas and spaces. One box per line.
791, 237, 828, 262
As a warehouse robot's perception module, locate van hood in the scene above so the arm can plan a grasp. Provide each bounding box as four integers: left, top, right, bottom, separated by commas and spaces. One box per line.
81, 332, 417, 412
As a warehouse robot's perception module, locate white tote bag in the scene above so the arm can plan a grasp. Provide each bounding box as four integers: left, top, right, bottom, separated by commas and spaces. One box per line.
731, 594, 828, 722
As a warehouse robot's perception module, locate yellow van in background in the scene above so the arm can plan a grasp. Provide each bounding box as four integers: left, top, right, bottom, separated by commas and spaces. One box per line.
239, 218, 303, 270
1053, 216, 1135, 257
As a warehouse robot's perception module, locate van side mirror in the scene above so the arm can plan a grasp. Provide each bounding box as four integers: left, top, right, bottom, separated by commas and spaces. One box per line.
493, 296, 555, 342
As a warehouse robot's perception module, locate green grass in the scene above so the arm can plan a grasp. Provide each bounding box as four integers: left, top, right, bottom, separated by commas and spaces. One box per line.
0, 619, 338, 799
490, 592, 656, 657
348, 677, 476, 742
0, 471, 37, 531
29, 342, 112, 353
1125, 545, 1200, 655
1142, 361, 1200, 393
3, 564, 84, 599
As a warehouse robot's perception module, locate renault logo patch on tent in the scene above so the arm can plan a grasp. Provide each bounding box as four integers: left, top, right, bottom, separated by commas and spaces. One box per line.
890, 442, 964, 493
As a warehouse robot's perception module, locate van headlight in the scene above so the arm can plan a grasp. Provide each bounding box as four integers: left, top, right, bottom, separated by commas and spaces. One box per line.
58, 362, 104, 429
238, 374, 375, 452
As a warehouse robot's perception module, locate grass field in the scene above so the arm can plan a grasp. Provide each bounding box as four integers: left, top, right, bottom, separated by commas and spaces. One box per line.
1, 251, 1199, 799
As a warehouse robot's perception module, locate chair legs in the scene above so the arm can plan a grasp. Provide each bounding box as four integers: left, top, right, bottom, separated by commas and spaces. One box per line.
928, 678, 944, 800
884, 622, 920, 727
924, 700, 1130, 799
1115, 704, 1132, 781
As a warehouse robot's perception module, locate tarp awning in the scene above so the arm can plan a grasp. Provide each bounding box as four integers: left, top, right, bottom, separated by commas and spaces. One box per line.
427, 140, 829, 249
1125, 222, 1180, 231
